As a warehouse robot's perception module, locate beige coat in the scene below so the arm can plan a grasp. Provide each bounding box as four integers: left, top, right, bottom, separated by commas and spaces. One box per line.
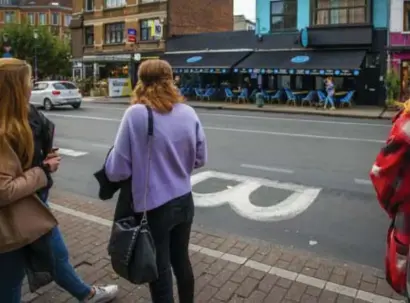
0, 141, 57, 253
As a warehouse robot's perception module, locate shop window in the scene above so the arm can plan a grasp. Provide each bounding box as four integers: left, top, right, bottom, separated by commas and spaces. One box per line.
270, 0, 297, 31
39, 13, 46, 25
404, 1, 410, 32
313, 0, 368, 26
140, 19, 160, 41
64, 15, 72, 27
27, 13, 34, 25
105, 23, 125, 44
105, 0, 126, 8
85, 0, 94, 11
51, 13, 59, 25
278, 75, 290, 88
85, 26, 94, 46
5, 11, 15, 23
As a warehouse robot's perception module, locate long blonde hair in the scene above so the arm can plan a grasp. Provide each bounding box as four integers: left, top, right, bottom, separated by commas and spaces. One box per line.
0, 58, 34, 169
131, 59, 184, 113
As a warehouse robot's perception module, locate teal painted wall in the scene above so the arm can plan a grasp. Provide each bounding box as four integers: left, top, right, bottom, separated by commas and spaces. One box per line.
372, 0, 388, 28
255, 0, 388, 34
297, 0, 309, 29
255, 0, 271, 35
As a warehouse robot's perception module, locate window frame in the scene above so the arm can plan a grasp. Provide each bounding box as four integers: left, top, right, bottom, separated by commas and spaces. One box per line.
270, 0, 297, 32
311, 0, 370, 27
104, 0, 126, 9
27, 12, 35, 25
140, 19, 161, 41
85, 0, 94, 11
104, 22, 125, 45
404, 0, 410, 32
39, 12, 47, 25
84, 26, 94, 46
5, 11, 15, 23
51, 12, 59, 26
64, 14, 72, 27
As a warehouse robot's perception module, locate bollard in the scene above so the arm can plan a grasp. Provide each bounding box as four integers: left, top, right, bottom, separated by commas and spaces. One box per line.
256, 92, 264, 108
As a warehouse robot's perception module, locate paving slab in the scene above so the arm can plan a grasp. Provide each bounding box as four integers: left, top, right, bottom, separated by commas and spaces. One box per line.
21, 190, 405, 302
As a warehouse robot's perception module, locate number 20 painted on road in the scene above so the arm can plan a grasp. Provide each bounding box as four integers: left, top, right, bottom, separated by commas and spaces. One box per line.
191, 171, 322, 222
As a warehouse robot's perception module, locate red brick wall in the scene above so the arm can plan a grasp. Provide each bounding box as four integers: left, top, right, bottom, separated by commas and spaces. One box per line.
168, 0, 233, 36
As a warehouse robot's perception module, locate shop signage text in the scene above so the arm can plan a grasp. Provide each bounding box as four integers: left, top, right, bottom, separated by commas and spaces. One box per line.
108, 78, 132, 97
173, 68, 228, 74
127, 28, 137, 43
232, 68, 360, 77
82, 54, 131, 62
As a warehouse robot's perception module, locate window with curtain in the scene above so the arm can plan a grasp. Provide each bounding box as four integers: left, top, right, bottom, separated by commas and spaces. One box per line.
140, 19, 160, 41
105, 23, 125, 44
270, 0, 297, 31
39, 13, 46, 25
85, 26, 94, 46
404, 1, 410, 32
51, 12, 59, 25
105, 0, 126, 8
5, 11, 15, 23
313, 0, 368, 25
27, 13, 34, 25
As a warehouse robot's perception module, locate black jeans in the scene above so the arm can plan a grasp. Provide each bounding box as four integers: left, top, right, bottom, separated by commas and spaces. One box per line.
134, 192, 195, 303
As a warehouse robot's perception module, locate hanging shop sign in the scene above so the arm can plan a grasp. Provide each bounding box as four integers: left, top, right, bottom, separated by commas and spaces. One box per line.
108, 78, 132, 97
127, 28, 136, 43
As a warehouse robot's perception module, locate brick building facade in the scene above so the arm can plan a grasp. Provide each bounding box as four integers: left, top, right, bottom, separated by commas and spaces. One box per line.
0, 0, 71, 39
69, 0, 233, 61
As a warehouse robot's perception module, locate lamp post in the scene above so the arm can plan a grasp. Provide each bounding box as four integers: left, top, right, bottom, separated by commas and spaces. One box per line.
33, 29, 38, 80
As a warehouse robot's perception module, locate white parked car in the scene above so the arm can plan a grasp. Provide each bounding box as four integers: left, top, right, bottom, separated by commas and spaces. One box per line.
30, 81, 82, 110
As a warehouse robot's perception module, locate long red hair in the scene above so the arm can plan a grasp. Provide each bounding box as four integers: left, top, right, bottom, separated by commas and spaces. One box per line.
131, 59, 184, 113
0, 58, 34, 169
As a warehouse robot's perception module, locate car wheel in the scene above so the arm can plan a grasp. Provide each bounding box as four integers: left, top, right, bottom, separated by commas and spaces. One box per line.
43, 98, 53, 111
72, 103, 81, 109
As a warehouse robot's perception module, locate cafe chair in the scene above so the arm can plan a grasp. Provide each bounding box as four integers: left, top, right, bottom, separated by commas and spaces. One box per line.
301, 91, 316, 107
270, 90, 282, 104
224, 88, 234, 102
194, 88, 204, 100
203, 88, 215, 101
316, 90, 327, 106
285, 89, 297, 106
237, 88, 248, 103
339, 90, 355, 107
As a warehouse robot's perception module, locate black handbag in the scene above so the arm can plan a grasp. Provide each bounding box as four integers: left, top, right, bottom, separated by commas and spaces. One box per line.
107, 105, 158, 284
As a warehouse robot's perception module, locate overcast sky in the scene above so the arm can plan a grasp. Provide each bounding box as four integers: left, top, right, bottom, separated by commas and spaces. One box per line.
234, 0, 256, 21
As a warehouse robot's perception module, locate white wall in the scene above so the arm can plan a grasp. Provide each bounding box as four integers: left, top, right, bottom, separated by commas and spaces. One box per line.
390, 0, 404, 32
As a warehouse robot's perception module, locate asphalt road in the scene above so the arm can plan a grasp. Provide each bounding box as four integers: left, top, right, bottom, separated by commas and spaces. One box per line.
45, 102, 392, 269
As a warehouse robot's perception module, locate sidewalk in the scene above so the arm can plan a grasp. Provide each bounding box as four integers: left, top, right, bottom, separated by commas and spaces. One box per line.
83, 97, 396, 120
23, 190, 405, 303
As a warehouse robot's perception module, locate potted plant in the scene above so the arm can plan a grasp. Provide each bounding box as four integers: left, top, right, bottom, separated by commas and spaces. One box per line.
385, 71, 400, 108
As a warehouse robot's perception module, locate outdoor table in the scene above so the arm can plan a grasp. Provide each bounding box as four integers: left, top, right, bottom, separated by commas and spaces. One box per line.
335, 91, 347, 96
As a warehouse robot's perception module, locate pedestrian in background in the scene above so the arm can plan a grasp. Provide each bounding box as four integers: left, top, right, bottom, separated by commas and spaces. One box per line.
0, 58, 118, 303
104, 59, 207, 303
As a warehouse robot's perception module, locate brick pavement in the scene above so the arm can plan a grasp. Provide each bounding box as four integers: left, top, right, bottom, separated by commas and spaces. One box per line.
21, 190, 405, 302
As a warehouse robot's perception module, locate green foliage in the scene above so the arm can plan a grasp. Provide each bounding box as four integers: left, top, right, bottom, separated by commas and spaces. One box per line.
385, 70, 401, 103
0, 23, 71, 78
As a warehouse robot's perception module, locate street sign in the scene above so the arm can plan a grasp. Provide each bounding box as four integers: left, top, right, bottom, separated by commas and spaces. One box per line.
134, 53, 141, 61
127, 28, 136, 43
191, 170, 321, 222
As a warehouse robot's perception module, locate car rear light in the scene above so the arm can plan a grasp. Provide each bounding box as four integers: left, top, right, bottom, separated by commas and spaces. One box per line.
52, 90, 60, 95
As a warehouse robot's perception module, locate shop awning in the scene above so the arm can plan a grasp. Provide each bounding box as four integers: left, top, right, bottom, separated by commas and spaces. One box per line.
234, 50, 366, 76
161, 51, 252, 73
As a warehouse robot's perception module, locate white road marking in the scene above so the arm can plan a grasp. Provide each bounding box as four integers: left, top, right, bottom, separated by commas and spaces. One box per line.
191, 170, 321, 222
240, 163, 294, 174
49, 202, 403, 303
45, 113, 385, 144
81, 105, 391, 128
354, 178, 372, 186
58, 148, 88, 157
